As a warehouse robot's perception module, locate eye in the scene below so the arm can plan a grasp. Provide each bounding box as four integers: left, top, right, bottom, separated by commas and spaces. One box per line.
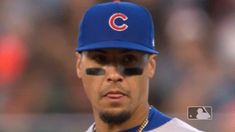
92, 54, 108, 64
120, 55, 138, 66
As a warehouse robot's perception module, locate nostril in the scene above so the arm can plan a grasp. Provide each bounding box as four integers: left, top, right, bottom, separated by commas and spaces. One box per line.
107, 78, 122, 82
107, 73, 123, 82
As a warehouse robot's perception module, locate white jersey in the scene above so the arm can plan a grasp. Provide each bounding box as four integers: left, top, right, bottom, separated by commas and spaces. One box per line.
147, 118, 202, 132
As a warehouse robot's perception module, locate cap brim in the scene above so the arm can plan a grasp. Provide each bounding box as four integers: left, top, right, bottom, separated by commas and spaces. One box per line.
76, 41, 159, 54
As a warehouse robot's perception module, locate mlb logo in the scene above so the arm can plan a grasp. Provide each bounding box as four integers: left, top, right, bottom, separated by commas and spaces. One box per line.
187, 106, 213, 120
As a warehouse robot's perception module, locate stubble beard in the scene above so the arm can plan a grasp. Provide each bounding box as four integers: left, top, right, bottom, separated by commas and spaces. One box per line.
99, 110, 131, 125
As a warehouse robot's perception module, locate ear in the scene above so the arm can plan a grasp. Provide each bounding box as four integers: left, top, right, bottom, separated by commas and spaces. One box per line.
76, 52, 82, 78
147, 54, 157, 78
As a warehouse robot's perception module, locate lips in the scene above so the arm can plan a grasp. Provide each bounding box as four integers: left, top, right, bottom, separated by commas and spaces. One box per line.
104, 91, 126, 99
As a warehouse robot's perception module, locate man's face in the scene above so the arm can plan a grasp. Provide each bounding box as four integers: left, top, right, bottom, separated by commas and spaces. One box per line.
76, 49, 156, 124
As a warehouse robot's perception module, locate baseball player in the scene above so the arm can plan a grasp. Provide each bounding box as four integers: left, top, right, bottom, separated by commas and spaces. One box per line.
76, 1, 202, 132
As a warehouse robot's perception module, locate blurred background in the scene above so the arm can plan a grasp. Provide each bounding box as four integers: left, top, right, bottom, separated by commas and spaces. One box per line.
0, 0, 234, 131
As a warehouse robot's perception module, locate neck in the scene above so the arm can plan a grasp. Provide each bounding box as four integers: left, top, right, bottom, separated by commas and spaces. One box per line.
93, 103, 150, 132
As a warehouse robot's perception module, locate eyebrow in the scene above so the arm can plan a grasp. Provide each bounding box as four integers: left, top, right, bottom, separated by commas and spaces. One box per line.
120, 49, 134, 53
90, 50, 106, 53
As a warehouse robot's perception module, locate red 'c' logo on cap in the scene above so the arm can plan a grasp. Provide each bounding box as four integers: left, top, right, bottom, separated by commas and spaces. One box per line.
109, 13, 128, 31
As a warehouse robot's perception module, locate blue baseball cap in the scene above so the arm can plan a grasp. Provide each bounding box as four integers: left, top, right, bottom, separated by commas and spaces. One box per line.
76, 1, 158, 54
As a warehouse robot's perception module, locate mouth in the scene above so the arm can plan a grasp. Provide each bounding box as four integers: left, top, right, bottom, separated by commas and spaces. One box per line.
103, 91, 127, 100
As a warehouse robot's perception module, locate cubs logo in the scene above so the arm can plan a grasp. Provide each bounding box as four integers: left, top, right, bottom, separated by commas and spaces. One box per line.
109, 13, 128, 31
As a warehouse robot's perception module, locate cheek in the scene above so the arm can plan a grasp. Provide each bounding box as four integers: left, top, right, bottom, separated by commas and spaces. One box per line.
81, 74, 104, 102
80, 61, 106, 102
82, 77, 94, 97
128, 76, 148, 100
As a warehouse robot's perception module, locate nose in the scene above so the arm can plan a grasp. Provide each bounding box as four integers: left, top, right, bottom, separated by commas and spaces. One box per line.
106, 65, 123, 82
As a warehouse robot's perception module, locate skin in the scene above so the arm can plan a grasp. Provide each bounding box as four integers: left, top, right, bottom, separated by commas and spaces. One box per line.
76, 49, 157, 132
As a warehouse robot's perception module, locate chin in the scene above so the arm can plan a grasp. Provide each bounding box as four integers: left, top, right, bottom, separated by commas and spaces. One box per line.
99, 107, 132, 125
